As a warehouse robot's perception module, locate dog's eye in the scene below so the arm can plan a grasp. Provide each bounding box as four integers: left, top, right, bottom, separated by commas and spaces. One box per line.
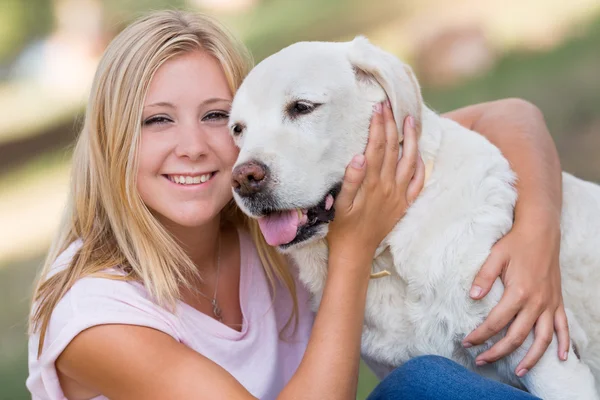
288, 101, 320, 117
230, 123, 244, 136
293, 102, 312, 114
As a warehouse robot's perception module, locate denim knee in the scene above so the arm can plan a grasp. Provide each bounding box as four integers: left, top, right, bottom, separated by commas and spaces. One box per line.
367, 355, 539, 400
397, 355, 452, 376
367, 355, 451, 399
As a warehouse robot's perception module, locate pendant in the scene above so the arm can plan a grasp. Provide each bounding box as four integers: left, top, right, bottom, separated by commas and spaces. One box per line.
211, 298, 223, 322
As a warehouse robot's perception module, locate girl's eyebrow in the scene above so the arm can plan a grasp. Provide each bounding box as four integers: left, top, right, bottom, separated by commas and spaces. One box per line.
203, 97, 232, 105
144, 98, 231, 109
144, 101, 175, 109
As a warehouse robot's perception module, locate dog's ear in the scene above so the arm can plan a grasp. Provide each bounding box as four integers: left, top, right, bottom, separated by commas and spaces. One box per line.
348, 36, 423, 141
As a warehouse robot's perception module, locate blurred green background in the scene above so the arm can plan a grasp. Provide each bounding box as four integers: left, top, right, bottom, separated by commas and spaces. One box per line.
1, 0, 599, 399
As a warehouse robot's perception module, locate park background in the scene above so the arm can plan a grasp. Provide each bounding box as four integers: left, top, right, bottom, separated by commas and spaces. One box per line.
1, 0, 599, 398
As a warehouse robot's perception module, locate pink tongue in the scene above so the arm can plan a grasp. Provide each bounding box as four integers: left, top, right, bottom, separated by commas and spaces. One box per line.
258, 210, 300, 246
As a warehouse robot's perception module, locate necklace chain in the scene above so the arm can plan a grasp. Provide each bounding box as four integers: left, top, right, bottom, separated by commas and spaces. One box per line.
193, 235, 222, 322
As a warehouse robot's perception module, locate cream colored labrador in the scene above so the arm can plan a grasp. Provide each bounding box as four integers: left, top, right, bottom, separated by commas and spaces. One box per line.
229, 37, 600, 399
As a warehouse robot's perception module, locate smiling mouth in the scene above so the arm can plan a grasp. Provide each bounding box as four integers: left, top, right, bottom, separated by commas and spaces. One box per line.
257, 183, 342, 248
164, 172, 216, 185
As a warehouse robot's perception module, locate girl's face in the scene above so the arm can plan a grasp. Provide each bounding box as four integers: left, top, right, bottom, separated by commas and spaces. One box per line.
137, 50, 239, 229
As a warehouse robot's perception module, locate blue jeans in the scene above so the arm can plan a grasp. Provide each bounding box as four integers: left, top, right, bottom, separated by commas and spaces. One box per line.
367, 356, 540, 400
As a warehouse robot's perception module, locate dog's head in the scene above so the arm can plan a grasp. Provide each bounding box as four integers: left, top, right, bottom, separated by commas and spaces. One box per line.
229, 37, 422, 252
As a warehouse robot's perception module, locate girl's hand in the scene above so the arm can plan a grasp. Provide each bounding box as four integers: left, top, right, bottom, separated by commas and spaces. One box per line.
327, 101, 425, 265
463, 212, 568, 377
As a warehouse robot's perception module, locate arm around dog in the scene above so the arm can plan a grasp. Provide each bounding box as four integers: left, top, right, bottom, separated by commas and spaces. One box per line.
444, 98, 569, 374
443, 98, 562, 220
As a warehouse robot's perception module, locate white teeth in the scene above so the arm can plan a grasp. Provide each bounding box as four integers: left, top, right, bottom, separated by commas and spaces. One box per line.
168, 173, 211, 185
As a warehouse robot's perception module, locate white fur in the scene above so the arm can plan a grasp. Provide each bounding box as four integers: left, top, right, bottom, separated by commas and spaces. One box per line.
229, 37, 600, 399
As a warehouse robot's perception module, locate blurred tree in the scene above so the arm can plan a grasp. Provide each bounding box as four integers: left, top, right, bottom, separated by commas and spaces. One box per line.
0, 0, 189, 68
102, 0, 187, 31
0, 0, 54, 65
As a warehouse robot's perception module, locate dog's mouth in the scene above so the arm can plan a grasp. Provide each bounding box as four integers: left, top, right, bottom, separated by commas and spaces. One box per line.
257, 183, 341, 249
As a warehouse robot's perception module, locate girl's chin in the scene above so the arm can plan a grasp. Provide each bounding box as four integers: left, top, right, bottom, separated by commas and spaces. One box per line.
144, 190, 234, 230
151, 204, 230, 230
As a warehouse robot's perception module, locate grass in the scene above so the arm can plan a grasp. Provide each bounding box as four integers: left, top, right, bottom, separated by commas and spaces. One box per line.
0, 255, 43, 400
422, 17, 600, 146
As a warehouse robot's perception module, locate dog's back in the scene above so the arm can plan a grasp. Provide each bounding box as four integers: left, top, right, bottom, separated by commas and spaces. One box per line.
560, 172, 600, 382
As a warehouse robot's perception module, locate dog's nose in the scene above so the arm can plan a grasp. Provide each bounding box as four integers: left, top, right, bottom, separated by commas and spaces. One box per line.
232, 161, 268, 196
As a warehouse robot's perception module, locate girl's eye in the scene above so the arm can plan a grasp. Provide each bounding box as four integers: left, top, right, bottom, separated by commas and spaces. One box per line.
143, 116, 172, 126
202, 111, 229, 121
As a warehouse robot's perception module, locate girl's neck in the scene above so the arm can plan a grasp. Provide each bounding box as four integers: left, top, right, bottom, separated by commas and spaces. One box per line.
162, 216, 223, 272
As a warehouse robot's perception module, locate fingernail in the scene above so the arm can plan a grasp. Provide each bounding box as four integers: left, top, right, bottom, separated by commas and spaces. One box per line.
516, 368, 528, 377
408, 115, 415, 128
463, 341, 473, 349
373, 102, 383, 113
470, 286, 482, 298
562, 351, 568, 361
351, 154, 365, 168
385, 98, 391, 108
476, 360, 487, 367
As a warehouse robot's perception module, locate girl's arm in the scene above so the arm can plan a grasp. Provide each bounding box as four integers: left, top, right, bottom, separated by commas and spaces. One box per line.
444, 98, 569, 376
281, 104, 424, 399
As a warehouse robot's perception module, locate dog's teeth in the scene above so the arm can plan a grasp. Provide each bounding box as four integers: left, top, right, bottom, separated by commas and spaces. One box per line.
297, 209, 303, 220
325, 194, 334, 211
300, 214, 308, 225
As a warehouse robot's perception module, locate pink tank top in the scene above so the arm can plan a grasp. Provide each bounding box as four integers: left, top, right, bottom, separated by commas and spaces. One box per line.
27, 229, 314, 399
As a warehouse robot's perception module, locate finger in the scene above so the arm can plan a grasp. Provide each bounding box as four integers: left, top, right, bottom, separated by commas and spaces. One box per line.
365, 103, 386, 183
380, 99, 401, 182
396, 116, 419, 187
475, 308, 541, 367
470, 250, 507, 300
463, 293, 522, 346
335, 154, 367, 212
554, 304, 570, 361
514, 311, 555, 376
406, 152, 425, 204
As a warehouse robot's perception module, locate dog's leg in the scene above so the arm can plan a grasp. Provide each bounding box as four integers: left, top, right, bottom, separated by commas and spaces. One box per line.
498, 334, 599, 400
462, 331, 598, 399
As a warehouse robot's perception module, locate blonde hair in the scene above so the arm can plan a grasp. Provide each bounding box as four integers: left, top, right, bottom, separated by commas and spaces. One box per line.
29, 10, 297, 356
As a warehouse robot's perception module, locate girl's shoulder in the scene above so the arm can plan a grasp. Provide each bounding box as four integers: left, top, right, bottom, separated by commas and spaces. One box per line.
27, 242, 181, 399
41, 239, 180, 337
